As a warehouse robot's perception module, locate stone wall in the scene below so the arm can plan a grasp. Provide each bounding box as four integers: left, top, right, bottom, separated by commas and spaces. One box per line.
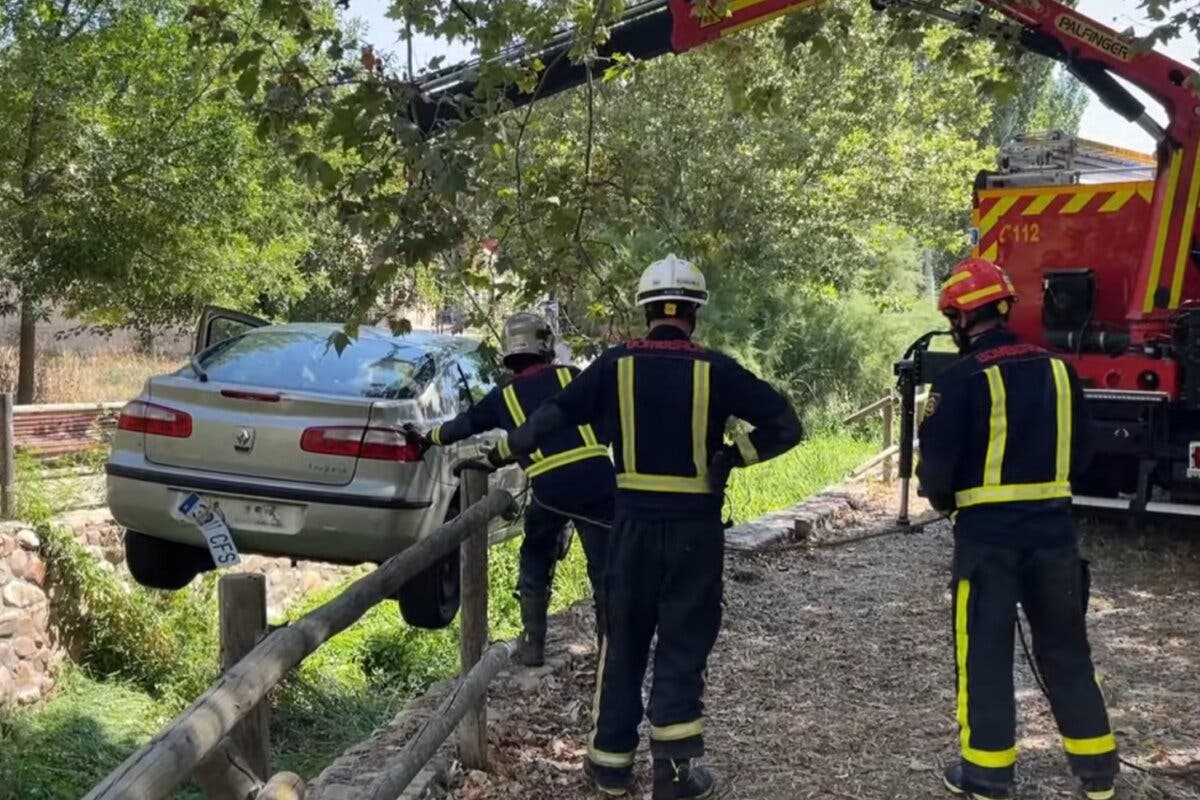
0, 524, 60, 706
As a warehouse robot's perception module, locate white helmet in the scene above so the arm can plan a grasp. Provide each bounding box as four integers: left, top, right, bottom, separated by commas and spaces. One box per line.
635, 254, 709, 307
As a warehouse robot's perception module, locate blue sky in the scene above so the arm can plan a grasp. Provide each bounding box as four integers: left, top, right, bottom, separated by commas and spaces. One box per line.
345, 0, 1196, 154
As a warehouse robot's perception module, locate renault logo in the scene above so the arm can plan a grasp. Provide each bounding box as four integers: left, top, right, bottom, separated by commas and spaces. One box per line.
234, 428, 256, 452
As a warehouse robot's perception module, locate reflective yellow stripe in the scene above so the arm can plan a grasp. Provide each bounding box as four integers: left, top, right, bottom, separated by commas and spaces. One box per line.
978, 195, 1018, 235
650, 720, 704, 741
955, 481, 1072, 507
503, 384, 542, 461
958, 284, 1007, 306
1170, 149, 1200, 308
502, 385, 526, 425
1084, 789, 1114, 800
616, 473, 711, 494
983, 366, 1007, 486
588, 635, 634, 769
1143, 149, 1183, 313
430, 426, 442, 445
557, 367, 600, 448
497, 438, 512, 460
942, 270, 973, 289
691, 360, 711, 478
1063, 733, 1117, 756
1051, 359, 1072, 483
618, 357, 636, 473
957, 578, 1019, 770
734, 432, 759, 466
1022, 193, 1056, 216
525, 445, 610, 477
1098, 189, 1134, 213
981, 242, 999, 262
1061, 190, 1096, 214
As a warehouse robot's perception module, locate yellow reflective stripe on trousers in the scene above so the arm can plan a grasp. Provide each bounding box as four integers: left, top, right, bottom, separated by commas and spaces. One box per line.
1050, 359, 1072, 483
617, 473, 711, 494
618, 357, 637, 472
691, 360, 711, 478
557, 367, 600, 448
497, 437, 512, 460
955, 482, 1072, 508
525, 445, 610, 478
502, 384, 542, 461
650, 720, 704, 742
588, 635, 636, 768
983, 366, 1007, 486
430, 426, 442, 445
956, 578, 1018, 769
734, 432, 760, 465
1062, 733, 1117, 756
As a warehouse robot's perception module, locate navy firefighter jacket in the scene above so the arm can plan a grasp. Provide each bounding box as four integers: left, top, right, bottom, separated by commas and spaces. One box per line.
916, 327, 1092, 548
429, 362, 616, 513
506, 326, 804, 520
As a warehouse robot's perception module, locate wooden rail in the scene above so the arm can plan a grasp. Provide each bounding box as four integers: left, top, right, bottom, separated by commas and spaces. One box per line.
83, 479, 517, 800
843, 390, 928, 483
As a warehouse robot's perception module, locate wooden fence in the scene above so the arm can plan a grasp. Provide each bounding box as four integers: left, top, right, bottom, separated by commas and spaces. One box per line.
842, 389, 928, 483
82, 466, 519, 800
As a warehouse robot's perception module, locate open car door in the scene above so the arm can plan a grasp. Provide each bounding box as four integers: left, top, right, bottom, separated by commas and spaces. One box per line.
193, 306, 269, 354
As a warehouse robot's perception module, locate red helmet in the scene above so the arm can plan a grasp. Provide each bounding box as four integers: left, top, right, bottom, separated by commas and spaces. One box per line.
938, 258, 1018, 314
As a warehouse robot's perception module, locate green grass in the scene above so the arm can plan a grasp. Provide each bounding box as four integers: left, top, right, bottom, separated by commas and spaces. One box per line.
725, 432, 873, 524
1, 435, 860, 798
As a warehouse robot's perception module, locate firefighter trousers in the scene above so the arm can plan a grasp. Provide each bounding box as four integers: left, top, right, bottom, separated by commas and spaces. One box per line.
519, 499, 609, 608
951, 537, 1118, 788
588, 514, 724, 770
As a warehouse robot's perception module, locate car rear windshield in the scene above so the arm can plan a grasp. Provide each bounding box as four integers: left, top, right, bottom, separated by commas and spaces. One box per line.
196, 330, 438, 399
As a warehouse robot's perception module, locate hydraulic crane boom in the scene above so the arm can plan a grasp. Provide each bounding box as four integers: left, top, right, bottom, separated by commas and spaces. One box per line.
412, 0, 1200, 331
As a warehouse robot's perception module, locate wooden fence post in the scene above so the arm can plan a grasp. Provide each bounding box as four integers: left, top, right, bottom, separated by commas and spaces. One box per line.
1, 393, 13, 519
223, 574, 270, 776
881, 396, 894, 484
456, 467, 490, 770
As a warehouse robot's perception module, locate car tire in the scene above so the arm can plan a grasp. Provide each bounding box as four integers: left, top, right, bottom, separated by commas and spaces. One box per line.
124, 530, 213, 591
396, 496, 463, 630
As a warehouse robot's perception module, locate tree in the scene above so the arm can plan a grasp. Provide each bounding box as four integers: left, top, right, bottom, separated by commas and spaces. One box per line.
0, 0, 313, 402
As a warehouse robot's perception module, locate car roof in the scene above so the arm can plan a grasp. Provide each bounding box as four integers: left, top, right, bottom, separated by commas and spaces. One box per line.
250, 323, 476, 354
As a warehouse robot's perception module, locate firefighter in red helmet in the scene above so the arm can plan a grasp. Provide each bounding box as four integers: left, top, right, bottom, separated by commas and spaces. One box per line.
918, 258, 1119, 800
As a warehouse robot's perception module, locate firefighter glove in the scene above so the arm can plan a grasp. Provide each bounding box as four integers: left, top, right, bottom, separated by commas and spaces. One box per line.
403, 423, 433, 453
485, 445, 511, 469
707, 445, 740, 495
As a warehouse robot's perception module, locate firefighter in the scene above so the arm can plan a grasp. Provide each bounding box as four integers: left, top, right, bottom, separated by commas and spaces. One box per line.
918, 258, 1119, 800
415, 312, 614, 667
495, 255, 803, 799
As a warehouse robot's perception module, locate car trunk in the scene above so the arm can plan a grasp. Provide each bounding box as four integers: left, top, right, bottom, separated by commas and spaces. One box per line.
144, 376, 372, 486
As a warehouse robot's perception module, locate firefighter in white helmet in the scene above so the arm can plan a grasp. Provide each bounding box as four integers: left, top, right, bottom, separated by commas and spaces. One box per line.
415, 312, 614, 666
496, 254, 803, 799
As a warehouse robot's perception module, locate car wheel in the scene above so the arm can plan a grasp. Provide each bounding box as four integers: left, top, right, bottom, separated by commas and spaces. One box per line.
396, 496, 463, 629
124, 530, 213, 591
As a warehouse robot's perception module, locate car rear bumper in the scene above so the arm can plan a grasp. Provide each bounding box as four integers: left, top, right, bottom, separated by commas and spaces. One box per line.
105, 463, 438, 564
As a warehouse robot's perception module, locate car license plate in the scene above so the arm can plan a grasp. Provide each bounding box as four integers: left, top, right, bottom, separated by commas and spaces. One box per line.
172, 492, 303, 534
178, 493, 241, 568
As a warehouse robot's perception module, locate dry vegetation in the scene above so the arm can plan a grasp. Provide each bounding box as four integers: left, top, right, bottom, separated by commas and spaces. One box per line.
429, 490, 1200, 800
0, 347, 182, 404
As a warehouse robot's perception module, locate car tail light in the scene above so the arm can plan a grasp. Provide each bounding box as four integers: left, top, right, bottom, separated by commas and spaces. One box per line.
301, 426, 423, 462
117, 401, 193, 438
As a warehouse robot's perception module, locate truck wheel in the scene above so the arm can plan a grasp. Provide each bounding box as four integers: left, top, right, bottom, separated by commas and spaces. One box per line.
124, 530, 213, 590
396, 496, 463, 630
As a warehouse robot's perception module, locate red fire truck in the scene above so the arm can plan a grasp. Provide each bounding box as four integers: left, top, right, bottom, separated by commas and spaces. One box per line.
409, 0, 1200, 516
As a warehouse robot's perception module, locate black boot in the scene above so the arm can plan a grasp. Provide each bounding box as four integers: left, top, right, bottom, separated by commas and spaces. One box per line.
943, 763, 1012, 800
584, 757, 633, 797
653, 759, 715, 800
514, 590, 548, 667
1080, 777, 1115, 800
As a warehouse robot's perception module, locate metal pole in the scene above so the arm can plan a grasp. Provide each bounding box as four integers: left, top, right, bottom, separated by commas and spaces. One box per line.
897, 369, 917, 526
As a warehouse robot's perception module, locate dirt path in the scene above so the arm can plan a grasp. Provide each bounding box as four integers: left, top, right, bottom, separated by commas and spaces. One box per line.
435, 491, 1200, 800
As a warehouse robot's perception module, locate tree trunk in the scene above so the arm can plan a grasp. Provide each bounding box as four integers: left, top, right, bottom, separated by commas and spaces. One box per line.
17, 300, 37, 404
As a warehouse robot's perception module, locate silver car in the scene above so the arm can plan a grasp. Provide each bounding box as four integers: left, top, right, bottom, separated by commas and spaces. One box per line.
105, 308, 522, 629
